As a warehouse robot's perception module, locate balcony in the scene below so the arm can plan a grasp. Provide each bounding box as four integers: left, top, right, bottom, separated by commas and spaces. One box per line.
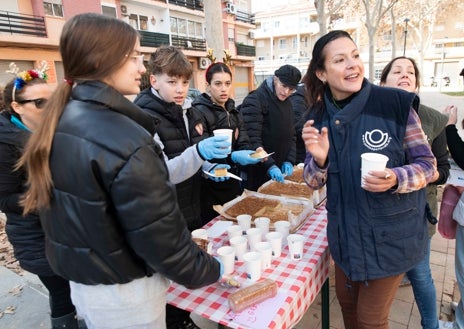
171, 35, 206, 51
235, 10, 255, 25
139, 30, 170, 48
0, 11, 47, 37
236, 43, 256, 57
168, 0, 204, 11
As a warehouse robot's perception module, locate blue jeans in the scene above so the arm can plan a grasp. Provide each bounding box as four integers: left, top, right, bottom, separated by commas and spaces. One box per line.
406, 238, 439, 329
455, 225, 464, 329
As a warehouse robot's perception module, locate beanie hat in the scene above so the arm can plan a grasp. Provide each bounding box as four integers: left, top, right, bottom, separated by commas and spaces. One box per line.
274, 65, 301, 88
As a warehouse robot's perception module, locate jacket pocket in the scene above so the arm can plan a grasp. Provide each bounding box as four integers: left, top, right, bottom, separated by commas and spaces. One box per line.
372, 207, 426, 271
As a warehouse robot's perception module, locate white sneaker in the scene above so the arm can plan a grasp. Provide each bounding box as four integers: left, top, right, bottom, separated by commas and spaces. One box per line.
439, 320, 455, 329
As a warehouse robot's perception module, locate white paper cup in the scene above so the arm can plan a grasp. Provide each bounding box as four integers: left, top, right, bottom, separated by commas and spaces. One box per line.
254, 217, 270, 235
274, 220, 290, 241
230, 235, 248, 261
243, 251, 262, 282
361, 152, 389, 184
265, 231, 283, 258
236, 214, 252, 234
213, 128, 233, 154
287, 234, 305, 261
191, 228, 208, 240
227, 225, 243, 240
217, 246, 235, 275
254, 241, 272, 269
246, 227, 262, 251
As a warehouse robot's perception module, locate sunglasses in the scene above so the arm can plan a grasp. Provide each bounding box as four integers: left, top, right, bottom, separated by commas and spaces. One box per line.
17, 98, 48, 109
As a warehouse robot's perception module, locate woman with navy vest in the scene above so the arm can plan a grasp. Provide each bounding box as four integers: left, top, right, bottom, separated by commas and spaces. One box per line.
301, 30, 436, 328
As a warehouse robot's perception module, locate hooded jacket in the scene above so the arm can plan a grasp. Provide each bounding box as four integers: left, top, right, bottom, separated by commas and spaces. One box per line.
41, 81, 220, 287
193, 93, 251, 152
192, 93, 250, 219
134, 88, 209, 231
240, 77, 296, 190
0, 111, 54, 276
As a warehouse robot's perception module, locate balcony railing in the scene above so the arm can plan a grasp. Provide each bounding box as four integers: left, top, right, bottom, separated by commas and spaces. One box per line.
236, 43, 256, 57
171, 35, 206, 51
139, 30, 170, 48
0, 11, 47, 37
168, 0, 204, 11
235, 10, 255, 25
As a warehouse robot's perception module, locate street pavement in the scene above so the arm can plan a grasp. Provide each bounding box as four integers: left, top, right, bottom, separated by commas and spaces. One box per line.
0, 89, 463, 328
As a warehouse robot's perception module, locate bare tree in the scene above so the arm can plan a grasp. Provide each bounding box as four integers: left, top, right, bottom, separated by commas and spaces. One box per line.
313, 0, 343, 36
360, 0, 399, 81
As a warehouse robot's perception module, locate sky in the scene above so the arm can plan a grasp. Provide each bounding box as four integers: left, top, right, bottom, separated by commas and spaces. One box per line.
251, 0, 291, 13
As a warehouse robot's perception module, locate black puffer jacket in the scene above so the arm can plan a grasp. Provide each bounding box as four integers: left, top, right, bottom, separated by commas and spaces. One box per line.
134, 88, 209, 231
289, 85, 309, 164
0, 112, 54, 276
193, 93, 251, 221
240, 77, 296, 190
193, 93, 251, 152
41, 81, 220, 287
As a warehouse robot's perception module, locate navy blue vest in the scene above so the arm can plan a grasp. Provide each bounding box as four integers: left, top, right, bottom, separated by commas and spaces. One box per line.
315, 80, 427, 281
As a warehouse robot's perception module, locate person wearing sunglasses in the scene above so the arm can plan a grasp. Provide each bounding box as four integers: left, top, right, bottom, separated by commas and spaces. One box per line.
0, 63, 81, 328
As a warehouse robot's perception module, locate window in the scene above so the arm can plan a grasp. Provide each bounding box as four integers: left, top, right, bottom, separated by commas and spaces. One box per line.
292, 37, 297, 49
171, 17, 203, 39
43, 0, 63, 17
139, 16, 148, 31
170, 17, 178, 34
228, 28, 235, 42
102, 5, 117, 17
178, 19, 187, 35
279, 39, 287, 49
129, 14, 139, 30
129, 14, 148, 31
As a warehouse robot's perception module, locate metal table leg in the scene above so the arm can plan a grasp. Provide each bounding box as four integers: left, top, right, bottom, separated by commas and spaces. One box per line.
321, 278, 330, 329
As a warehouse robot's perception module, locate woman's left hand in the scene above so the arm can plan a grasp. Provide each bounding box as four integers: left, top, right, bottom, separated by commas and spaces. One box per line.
361, 168, 397, 192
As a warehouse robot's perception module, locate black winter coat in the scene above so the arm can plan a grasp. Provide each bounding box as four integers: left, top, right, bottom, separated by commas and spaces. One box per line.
134, 88, 209, 230
240, 78, 296, 190
192, 93, 250, 221
289, 85, 310, 164
41, 81, 220, 287
0, 112, 54, 276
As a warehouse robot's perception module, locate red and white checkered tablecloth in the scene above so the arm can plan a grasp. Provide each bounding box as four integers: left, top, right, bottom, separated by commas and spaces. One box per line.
167, 207, 329, 329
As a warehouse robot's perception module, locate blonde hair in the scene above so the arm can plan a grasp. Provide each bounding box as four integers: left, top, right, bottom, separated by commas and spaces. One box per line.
18, 13, 138, 213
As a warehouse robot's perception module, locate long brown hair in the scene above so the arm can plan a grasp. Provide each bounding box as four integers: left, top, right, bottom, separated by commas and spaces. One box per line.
18, 13, 139, 213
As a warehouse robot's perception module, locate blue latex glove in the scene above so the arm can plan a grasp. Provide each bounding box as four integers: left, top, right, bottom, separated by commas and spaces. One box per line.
208, 164, 231, 182
231, 150, 262, 166
197, 136, 230, 160
214, 256, 224, 279
268, 165, 284, 183
281, 162, 293, 176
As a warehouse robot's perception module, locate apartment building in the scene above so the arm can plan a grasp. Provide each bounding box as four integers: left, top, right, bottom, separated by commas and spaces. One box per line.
252, 0, 464, 89
0, 0, 256, 101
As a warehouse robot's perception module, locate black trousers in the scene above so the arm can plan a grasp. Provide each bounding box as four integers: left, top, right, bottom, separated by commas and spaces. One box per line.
166, 303, 191, 327
38, 274, 75, 318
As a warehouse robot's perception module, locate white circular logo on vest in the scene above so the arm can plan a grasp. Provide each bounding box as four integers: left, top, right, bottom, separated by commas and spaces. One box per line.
362, 129, 391, 151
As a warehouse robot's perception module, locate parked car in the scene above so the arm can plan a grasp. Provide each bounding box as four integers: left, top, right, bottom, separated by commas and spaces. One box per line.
188, 88, 201, 101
